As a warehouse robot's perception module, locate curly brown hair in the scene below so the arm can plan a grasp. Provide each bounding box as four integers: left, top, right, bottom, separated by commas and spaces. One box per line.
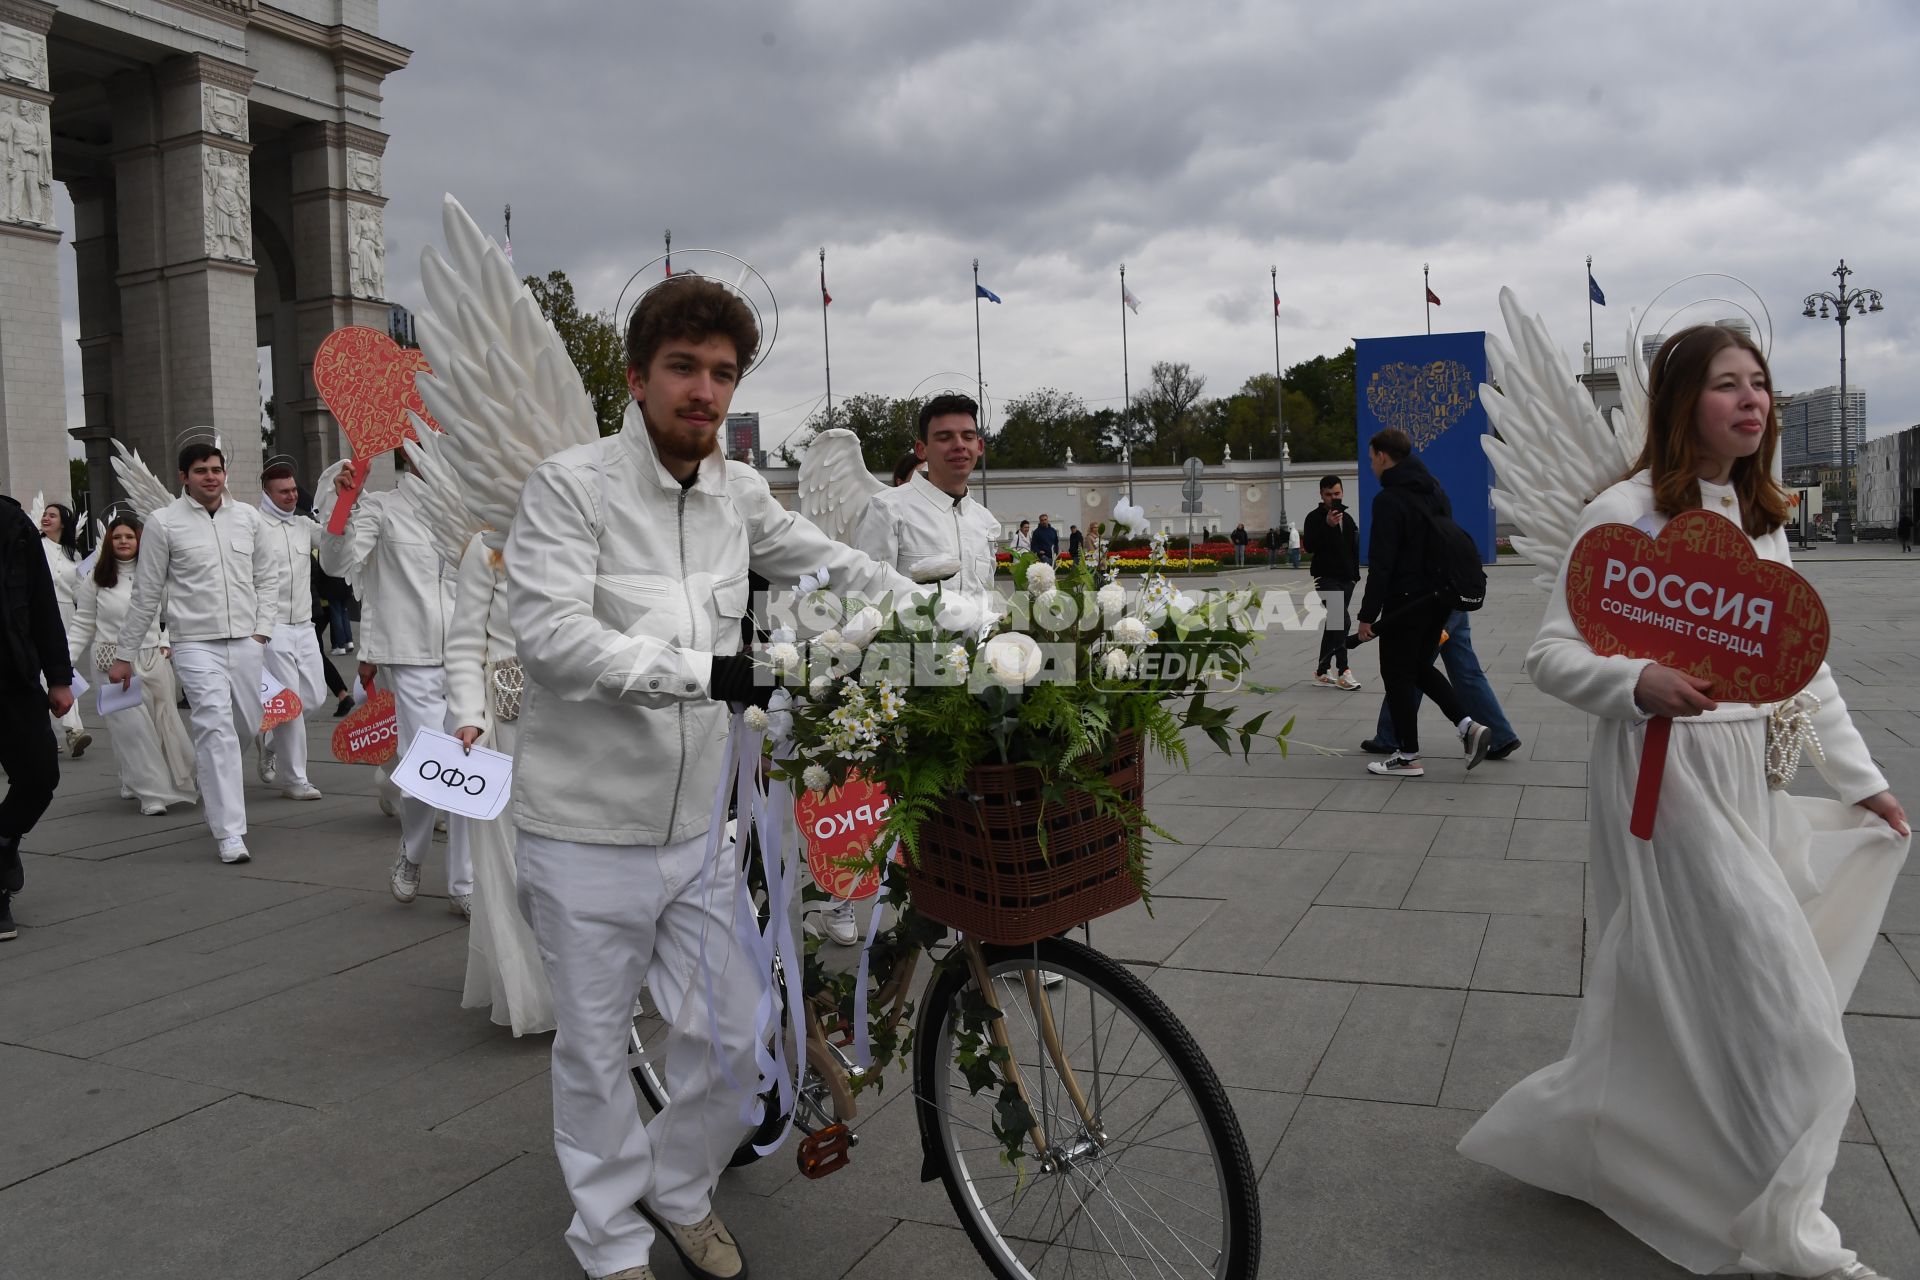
1628, 325, 1789, 538
623, 276, 760, 376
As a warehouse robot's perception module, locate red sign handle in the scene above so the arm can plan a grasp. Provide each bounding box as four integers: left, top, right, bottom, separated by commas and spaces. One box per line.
325, 457, 372, 536
1629, 715, 1673, 840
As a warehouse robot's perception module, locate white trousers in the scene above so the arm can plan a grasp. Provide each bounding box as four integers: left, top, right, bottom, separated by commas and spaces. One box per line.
516, 829, 762, 1277
262, 623, 326, 788
386, 662, 472, 896
171, 638, 265, 840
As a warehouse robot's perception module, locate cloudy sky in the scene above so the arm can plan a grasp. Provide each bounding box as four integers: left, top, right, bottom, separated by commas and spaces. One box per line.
60, 0, 1920, 456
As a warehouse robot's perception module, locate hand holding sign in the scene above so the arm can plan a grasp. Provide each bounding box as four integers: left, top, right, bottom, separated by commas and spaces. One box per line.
332, 688, 399, 766
392, 728, 513, 822
1567, 508, 1829, 838
794, 773, 894, 902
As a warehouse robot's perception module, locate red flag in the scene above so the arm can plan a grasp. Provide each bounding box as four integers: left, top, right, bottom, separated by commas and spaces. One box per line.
1425, 287, 1442, 306
1273, 291, 1282, 315
821, 270, 832, 307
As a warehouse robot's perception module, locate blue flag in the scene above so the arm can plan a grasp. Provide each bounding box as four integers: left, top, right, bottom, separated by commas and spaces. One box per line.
976, 283, 1002, 304
1588, 272, 1606, 306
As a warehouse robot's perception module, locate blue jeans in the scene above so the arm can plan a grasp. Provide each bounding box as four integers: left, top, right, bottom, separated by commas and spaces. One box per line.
1372, 611, 1518, 750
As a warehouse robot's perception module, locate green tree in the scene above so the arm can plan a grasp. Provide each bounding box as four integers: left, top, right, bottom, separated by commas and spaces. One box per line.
1131, 361, 1209, 464
1284, 347, 1356, 460
992, 388, 1118, 468
783, 394, 922, 470
524, 270, 627, 437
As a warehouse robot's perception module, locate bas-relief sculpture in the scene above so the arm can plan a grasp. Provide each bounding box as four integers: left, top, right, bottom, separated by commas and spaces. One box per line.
0, 22, 47, 92
202, 84, 249, 142
203, 148, 252, 260
349, 201, 385, 299
347, 149, 381, 195
0, 96, 52, 226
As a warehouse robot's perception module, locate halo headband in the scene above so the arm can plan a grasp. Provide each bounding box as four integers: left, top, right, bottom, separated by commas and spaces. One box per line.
174, 426, 225, 456
613, 250, 780, 380
906, 372, 995, 427
1629, 274, 1773, 398
261, 453, 300, 477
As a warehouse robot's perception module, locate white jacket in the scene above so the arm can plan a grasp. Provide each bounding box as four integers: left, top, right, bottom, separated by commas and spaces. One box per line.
255, 500, 318, 627
505, 413, 917, 846
1528, 471, 1886, 806
317, 484, 456, 666
121, 493, 281, 649
850, 470, 1002, 594
71, 564, 165, 667
446, 532, 514, 739
41, 536, 78, 621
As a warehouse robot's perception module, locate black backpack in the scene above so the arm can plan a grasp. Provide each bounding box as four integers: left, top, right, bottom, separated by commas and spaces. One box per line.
1422, 508, 1487, 612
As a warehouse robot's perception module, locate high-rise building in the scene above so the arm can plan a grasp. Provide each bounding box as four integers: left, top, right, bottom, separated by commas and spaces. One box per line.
1639, 317, 1752, 370
726, 412, 764, 466
1780, 385, 1868, 473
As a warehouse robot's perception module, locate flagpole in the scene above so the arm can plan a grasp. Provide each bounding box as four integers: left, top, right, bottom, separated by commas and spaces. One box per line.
1272, 265, 1287, 532
1120, 263, 1134, 504
664, 228, 671, 278
1424, 262, 1432, 335
1586, 254, 1596, 374
820, 247, 834, 430
973, 257, 989, 503
503, 204, 511, 259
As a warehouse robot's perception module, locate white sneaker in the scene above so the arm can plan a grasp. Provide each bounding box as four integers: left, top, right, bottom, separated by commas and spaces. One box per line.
1367, 754, 1425, 778
120, 785, 134, 800
281, 782, 322, 801
593, 1268, 654, 1280
1313, 672, 1338, 688
389, 849, 422, 903
378, 793, 396, 818
806, 899, 861, 946
140, 802, 166, 816
435, 815, 448, 834
217, 836, 251, 864
1460, 720, 1492, 771
257, 743, 278, 785
1815, 1264, 1890, 1280
447, 893, 472, 920
1337, 670, 1362, 690
330, 646, 349, 656
66, 728, 92, 758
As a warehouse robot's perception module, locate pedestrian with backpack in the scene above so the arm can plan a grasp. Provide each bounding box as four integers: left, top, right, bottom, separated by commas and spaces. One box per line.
1354, 427, 1493, 778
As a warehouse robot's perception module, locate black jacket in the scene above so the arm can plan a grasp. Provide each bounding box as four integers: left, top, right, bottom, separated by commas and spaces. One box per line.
0, 495, 72, 690
1300, 502, 1359, 582
1068, 529, 1084, 558
1031, 523, 1059, 556
1357, 456, 1450, 624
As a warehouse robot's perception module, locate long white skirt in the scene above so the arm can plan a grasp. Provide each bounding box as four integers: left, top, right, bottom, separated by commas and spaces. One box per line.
461, 715, 554, 1036
1459, 716, 1909, 1275
101, 646, 198, 809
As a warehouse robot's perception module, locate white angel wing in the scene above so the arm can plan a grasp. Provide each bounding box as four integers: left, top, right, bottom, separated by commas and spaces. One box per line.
398, 417, 483, 571
27, 489, 43, 530
797, 428, 887, 546
1480, 286, 1646, 589
411, 194, 599, 552
109, 441, 175, 517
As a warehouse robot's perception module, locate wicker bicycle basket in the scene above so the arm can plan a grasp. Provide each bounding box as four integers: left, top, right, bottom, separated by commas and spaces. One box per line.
905, 731, 1145, 945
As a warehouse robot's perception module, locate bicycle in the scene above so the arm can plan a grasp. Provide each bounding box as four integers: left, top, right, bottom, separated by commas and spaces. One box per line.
631, 908, 1262, 1278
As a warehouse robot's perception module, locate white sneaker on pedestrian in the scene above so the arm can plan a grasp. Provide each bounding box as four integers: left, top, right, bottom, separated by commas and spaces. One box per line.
1337, 670, 1362, 690
1367, 754, 1425, 778
330, 646, 349, 655
281, 782, 322, 801
66, 728, 92, 759
447, 892, 472, 920
389, 849, 421, 903
1815, 1264, 1890, 1280
217, 836, 251, 864
119, 784, 134, 800
592, 1268, 654, 1280
435, 814, 447, 834
638, 1202, 746, 1280
1313, 672, 1338, 688
257, 744, 278, 785
806, 899, 860, 946
1459, 719, 1492, 771
140, 801, 167, 816
378, 793, 396, 818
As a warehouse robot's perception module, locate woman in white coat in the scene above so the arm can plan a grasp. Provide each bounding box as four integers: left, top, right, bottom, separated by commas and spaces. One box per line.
67, 515, 197, 814
1458, 326, 1910, 1280
447, 531, 552, 1035
40, 502, 91, 757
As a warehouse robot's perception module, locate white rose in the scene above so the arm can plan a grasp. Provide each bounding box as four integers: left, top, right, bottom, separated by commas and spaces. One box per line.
769, 642, 802, 671
816, 628, 844, 650
1102, 647, 1133, 679
980, 632, 1045, 687
841, 606, 885, 649
1111, 616, 1148, 645
802, 763, 831, 793
769, 688, 793, 712
743, 706, 769, 732
1026, 563, 1056, 594
910, 556, 962, 584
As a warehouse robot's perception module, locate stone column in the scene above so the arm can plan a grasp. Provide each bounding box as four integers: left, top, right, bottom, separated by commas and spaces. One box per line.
287, 121, 390, 480
0, 0, 66, 504
111, 53, 263, 500
69, 177, 122, 523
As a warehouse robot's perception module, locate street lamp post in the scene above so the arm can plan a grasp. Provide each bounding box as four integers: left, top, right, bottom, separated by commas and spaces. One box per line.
1802, 258, 1884, 544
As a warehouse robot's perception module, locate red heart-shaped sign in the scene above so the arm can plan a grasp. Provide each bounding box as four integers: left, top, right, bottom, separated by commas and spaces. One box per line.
1566, 508, 1829, 704
261, 687, 304, 733
795, 773, 892, 902
312, 326, 441, 460
331, 688, 400, 766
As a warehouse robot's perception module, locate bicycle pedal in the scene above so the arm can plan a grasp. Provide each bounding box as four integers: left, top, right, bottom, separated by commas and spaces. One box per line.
796, 1123, 853, 1179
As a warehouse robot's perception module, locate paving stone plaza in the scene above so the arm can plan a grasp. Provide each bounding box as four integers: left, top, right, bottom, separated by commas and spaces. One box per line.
4, 549, 1918, 1279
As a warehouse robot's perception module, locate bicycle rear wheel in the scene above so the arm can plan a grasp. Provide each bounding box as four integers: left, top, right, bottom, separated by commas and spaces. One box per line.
913, 936, 1260, 1279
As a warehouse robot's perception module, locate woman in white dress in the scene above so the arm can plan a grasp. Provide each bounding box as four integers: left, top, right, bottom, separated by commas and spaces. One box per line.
447, 531, 553, 1035
67, 514, 198, 815
39, 502, 91, 757
1458, 326, 1911, 1280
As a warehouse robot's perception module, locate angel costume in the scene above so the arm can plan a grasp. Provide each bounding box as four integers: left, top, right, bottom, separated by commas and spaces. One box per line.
39, 529, 88, 745
1458, 472, 1909, 1277
255, 493, 329, 796
445, 531, 553, 1034
67, 561, 197, 810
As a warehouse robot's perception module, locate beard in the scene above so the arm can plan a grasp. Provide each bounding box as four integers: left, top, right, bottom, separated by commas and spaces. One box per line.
641, 403, 719, 468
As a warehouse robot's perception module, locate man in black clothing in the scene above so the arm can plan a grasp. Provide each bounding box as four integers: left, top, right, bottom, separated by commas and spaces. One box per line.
1301, 475, 1361, 690
1354, 429, 1490, 778
1068, 524, 1084, 562
0, 493, 72, 939
1230, 522, 1249, 566
1263, 526, 1282, 565
1031, 513, 1060, 563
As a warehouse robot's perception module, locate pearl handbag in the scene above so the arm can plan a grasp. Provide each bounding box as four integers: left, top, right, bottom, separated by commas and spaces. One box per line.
93, 643, 118, 673
489, 659, 524, 722
1765, 692, 1825, 791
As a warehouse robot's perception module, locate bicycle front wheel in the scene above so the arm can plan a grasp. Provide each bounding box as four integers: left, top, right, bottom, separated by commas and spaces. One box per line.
913, 936, 1261, 1279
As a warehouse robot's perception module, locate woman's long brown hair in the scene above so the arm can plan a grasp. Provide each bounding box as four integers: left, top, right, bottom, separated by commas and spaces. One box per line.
92, 514, 141, 590
1626, 325, 1790, 537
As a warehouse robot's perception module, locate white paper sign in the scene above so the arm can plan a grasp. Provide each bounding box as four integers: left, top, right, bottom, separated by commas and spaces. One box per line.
260, 670, 288, 707
391, 727, 513, 822
350, 675, 369, 707
69, 669, 90, 697
98, 674, 143, 716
